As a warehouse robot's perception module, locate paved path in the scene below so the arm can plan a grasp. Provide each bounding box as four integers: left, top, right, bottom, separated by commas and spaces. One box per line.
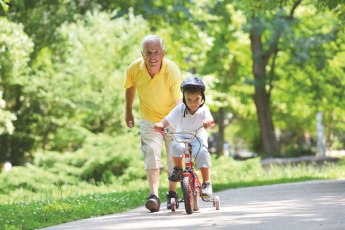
44, 179, 345, 230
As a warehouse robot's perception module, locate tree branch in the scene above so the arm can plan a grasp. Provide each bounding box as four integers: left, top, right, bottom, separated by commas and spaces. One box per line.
289, 0, 302, 19
263, 0, 303, 66
268, 47, 279, 99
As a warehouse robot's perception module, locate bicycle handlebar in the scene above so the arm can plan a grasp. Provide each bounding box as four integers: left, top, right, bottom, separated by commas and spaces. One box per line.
154, 121, 214, 144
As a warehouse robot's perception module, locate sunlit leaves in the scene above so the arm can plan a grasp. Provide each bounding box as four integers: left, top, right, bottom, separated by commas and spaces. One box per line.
0, 0, 9, 11
0, 17, 32, 137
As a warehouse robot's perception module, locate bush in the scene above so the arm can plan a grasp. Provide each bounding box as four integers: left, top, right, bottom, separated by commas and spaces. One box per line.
34, 127, 146, 182
273, 146, 316, 158
0, 163, 79, 194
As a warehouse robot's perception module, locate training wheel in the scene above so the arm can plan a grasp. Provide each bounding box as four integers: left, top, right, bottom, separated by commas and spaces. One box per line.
215, 196, 220, 210
171, 198, 176, 212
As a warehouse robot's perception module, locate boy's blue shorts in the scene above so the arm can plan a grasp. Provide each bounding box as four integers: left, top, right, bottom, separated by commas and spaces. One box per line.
171, 137, 211, 168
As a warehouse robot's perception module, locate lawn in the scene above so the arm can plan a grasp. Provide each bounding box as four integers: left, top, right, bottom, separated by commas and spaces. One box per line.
1, 156, 344, 230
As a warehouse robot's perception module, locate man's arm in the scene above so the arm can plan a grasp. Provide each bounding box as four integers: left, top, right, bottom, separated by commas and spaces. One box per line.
175, 99, 182, 106
125, 85, 136, 128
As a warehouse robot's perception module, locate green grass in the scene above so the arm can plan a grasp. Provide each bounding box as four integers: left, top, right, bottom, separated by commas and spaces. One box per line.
1, 157, 345, 230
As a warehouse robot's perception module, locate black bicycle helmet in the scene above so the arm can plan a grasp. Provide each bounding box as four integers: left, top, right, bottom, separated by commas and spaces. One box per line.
180, 77, 206, 117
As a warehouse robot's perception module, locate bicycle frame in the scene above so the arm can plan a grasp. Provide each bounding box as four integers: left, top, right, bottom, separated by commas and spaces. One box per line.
154, 122, 220, 213
156, 126, 204, 196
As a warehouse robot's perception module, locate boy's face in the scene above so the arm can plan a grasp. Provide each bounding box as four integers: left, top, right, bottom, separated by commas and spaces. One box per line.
184, 91, 202, 112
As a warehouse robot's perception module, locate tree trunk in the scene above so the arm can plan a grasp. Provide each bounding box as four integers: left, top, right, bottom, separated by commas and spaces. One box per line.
216, 107, 225, 158
328, 110, 335, 155
250, 25, 278, 156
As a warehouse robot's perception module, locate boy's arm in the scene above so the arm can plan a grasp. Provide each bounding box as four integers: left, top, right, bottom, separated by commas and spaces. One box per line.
154, 118, 170, 131
203, 105, 215, 130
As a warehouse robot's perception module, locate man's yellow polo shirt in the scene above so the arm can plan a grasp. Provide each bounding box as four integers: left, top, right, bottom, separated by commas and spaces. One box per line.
124, 58, 183, 123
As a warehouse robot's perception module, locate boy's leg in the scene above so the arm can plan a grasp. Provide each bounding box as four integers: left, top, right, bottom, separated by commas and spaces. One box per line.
190, 138, 213, 197
172, 156, 183, 169
190, 138, 211, 170
200, 167, 210, 183
165, 138, 184, 209
168, 141, 185, 182
164, 128, 178, 191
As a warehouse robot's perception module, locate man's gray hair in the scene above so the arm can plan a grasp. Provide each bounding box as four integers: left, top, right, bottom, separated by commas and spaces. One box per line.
141, 35, 165, 51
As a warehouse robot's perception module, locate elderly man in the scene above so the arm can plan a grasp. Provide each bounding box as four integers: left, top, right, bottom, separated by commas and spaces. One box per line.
124, 35, 183, 212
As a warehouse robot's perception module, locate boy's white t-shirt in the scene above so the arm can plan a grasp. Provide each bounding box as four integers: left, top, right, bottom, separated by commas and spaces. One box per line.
165, 103, 213, 143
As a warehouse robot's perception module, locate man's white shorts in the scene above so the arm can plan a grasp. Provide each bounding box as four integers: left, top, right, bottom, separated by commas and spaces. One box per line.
138, 119, 176, 172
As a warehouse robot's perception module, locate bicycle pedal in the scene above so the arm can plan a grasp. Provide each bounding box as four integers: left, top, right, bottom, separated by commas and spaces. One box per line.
201, 195, 210, 199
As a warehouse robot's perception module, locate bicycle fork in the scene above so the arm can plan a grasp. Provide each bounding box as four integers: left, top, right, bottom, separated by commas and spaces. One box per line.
181, 144, 200, 194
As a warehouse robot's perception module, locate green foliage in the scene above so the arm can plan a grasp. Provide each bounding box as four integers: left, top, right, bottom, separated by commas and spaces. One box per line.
1, 154, 345, 229
0, 0, 9, 11
273, 146, 316, 158
1, 11, 147, 163
0, 0, 344, 170
0, 164, 79, 194
0, 17, 33, 164
34, 127, 145, 182
0, 184, 152, 229
0, 91, 16, 135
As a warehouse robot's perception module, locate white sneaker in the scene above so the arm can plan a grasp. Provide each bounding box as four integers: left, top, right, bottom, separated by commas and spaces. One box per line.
201, 182, 212, 197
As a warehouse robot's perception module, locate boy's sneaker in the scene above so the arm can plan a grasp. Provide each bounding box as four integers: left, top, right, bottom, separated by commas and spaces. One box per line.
201, 182, 212, 197
168, 166, 183, 182
166, 191, 179, 209
145, 193, 161, 212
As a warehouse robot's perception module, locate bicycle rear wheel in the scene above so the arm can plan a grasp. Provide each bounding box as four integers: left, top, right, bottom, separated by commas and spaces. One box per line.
182, 176, 194, 214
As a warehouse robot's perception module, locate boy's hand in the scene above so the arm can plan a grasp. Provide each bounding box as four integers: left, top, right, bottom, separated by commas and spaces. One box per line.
154, 123, 164, 131
203, 119, 214, 129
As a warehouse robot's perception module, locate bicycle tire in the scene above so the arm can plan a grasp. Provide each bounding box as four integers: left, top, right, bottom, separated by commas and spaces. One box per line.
215, 196, 220, 210
171, 198, 176, 212
182, 176, 193, 214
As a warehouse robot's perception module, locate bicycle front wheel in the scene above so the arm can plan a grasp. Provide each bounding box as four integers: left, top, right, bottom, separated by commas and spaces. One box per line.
182, 176, 194, 214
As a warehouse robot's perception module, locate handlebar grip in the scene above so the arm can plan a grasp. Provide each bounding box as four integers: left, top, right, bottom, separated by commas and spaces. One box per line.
154, 129, 167, 135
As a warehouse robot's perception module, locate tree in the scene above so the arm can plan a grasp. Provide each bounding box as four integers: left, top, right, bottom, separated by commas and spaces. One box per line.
228, 0, 345, 155
0, 91, 16, 135
0, 17, 34, 164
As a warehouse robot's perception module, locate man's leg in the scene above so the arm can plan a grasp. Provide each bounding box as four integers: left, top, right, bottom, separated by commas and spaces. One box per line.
146, 168, 160, 195
138, 119, 164, 212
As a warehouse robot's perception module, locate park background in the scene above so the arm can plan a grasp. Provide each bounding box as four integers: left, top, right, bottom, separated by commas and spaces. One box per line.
0, 0, 345, 229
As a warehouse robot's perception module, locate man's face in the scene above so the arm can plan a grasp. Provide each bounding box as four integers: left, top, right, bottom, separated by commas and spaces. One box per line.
141, 40, 165, 70
185, 91, 202, 112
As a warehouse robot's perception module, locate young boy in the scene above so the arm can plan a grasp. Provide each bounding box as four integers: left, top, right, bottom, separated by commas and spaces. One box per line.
154, 77, 215, 200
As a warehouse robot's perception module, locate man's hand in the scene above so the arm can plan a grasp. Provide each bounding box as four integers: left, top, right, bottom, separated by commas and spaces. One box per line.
154, 123, 164, 131
125, 112, 135, 128
203, 119, 215, 130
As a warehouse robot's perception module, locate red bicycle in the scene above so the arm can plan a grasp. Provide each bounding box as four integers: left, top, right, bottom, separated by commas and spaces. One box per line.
155, 125, 220, 214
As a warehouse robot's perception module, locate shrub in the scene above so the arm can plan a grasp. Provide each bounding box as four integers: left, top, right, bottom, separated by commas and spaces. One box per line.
34, 127, 146, 182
